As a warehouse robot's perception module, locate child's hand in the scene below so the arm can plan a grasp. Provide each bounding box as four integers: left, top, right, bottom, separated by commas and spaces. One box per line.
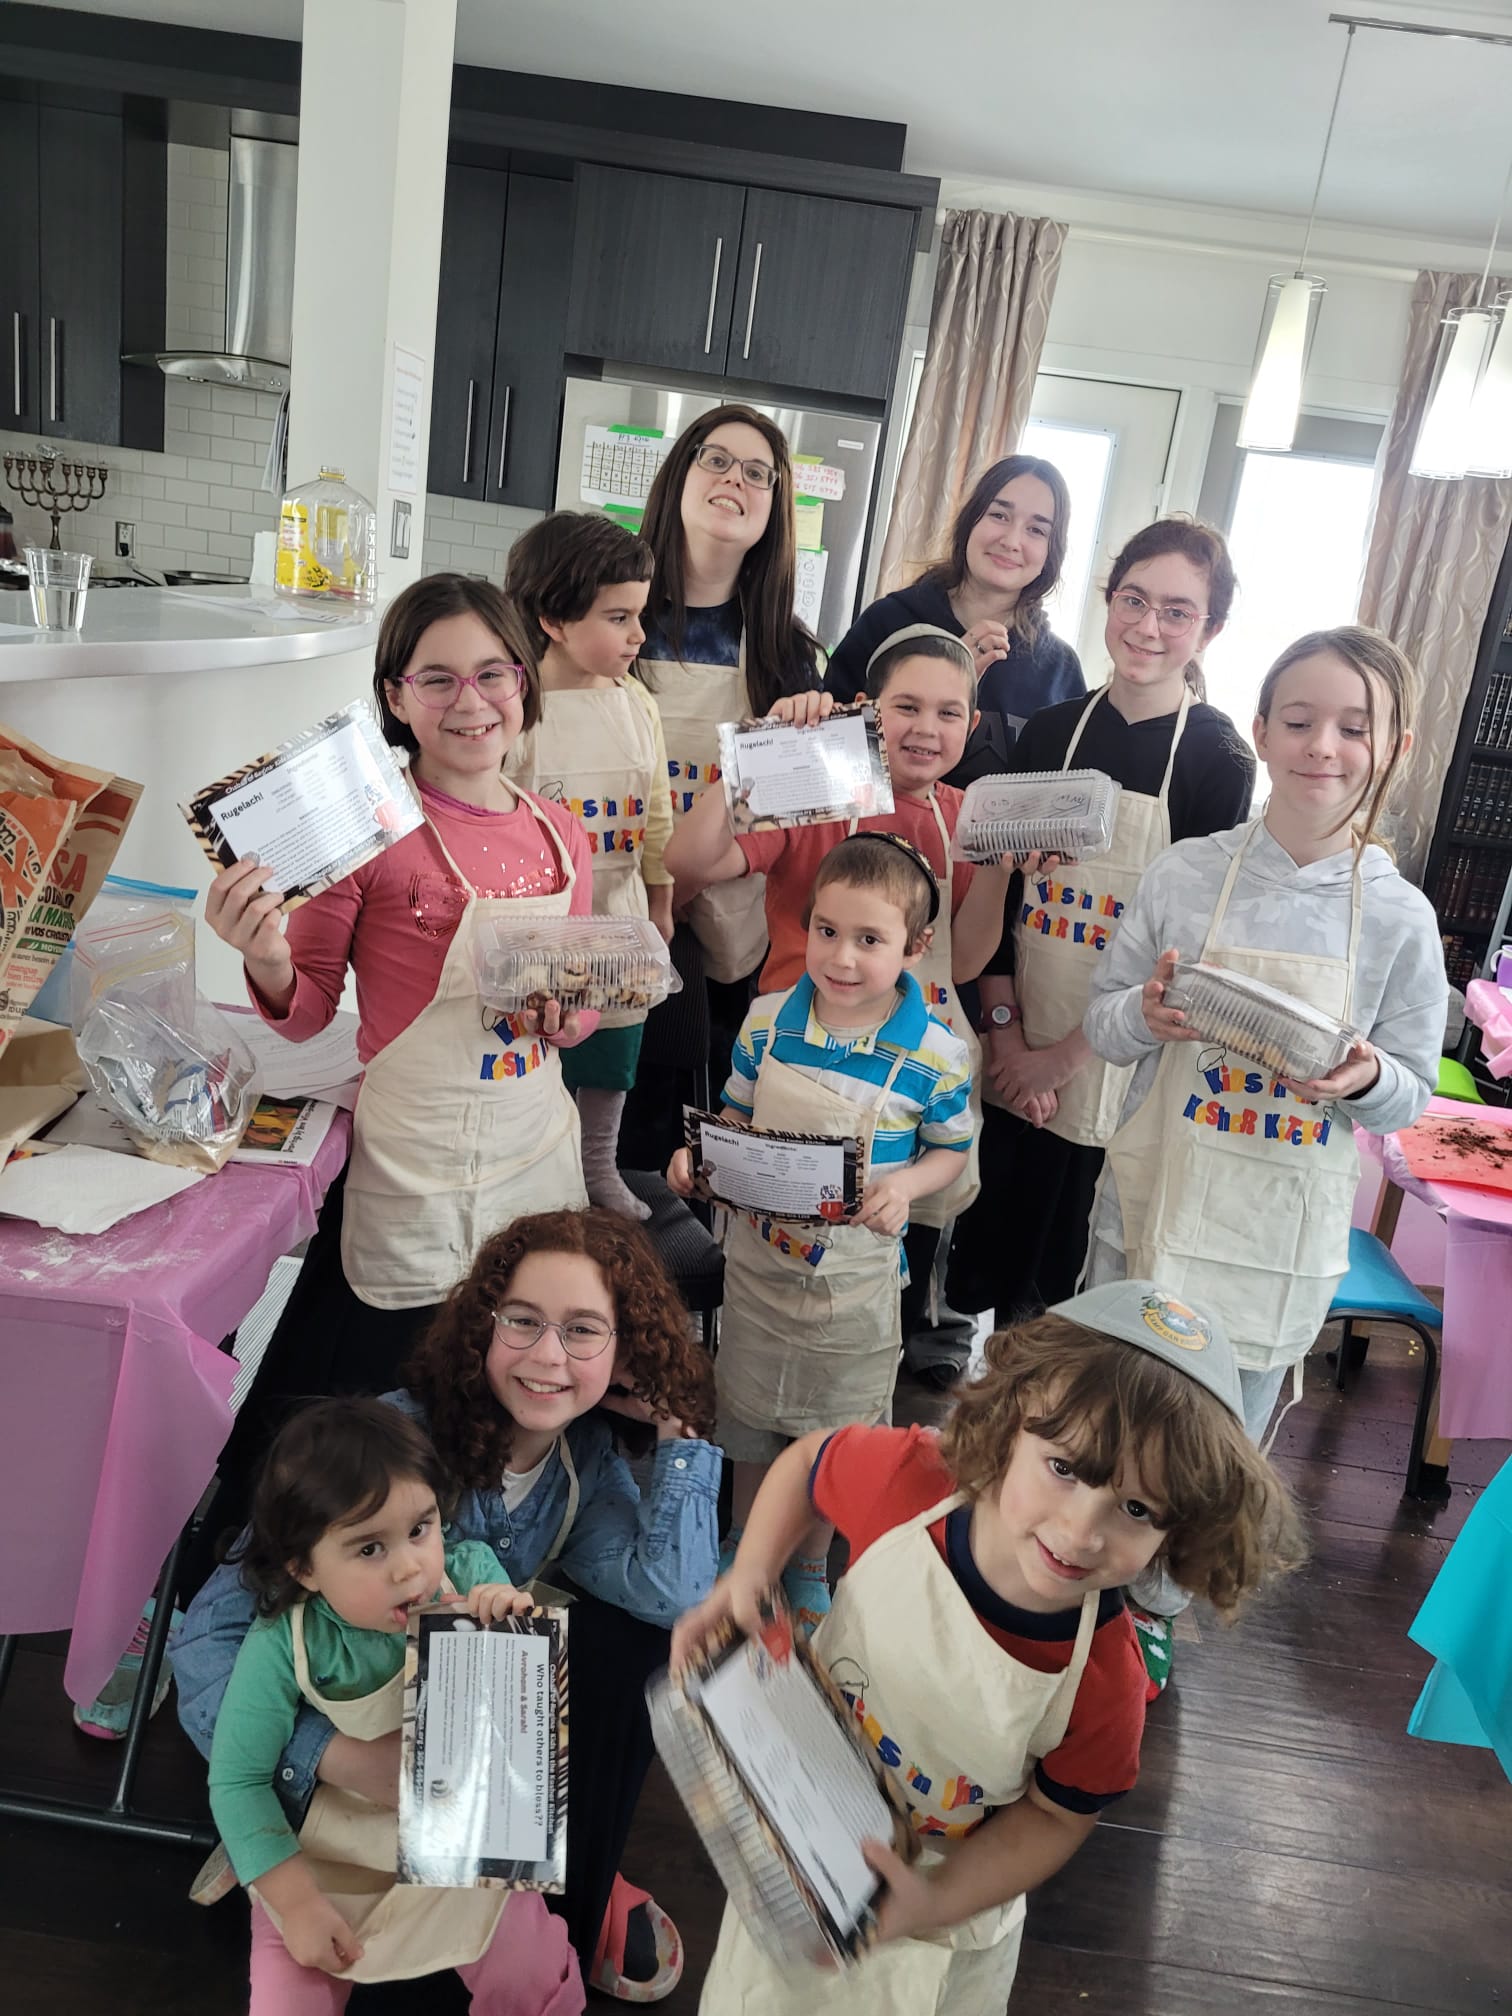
1141, 948, 1201, 1044
1017, 1086, 1059, 1129
961, 619, 1010, 675
992, 1036, 1077, 1111
765, 690, 834, 729
1016, 850, 1066, 880
670, 1570, 769, 1679
854, 1173, 911, 1239
316, 1730, 401, 1808
204, 856, 293, 990
1289, 1038, 1381, 1106
647, 882, 675, 944
460, 1582, 536, 1624
862, 1838, 941, 1945
521, 996, 585, 1047
666, 1146, 697, 1197
281, 1895, 364, 1974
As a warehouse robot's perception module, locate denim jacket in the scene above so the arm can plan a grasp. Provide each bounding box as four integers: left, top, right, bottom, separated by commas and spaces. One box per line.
170, 1391, 721, 1827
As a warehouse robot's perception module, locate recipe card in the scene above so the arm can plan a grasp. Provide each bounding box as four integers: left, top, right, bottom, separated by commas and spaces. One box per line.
718, 703, 892, 832
684, 1108, 863, 1224
398, 1606, 568, 1893
181, 700, 421, 908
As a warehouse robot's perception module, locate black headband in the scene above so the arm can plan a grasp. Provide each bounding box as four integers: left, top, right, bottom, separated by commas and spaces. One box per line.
828, 830, 940, 924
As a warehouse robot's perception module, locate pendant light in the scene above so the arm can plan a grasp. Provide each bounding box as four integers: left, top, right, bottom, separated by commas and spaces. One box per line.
1414, 146, 1512, 479
1238, 24, 1356, 452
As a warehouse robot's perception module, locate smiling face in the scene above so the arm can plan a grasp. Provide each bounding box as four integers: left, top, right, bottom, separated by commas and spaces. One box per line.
484, 1250, 620, 1460
679, 420, 776, 561
874, 654, 977, 797
962, 473, 1057, 604
975, 1426, 1167, 1614
383, 610, 526, 783
1254, 649, 1386, 829
294, 1473, 447, 1633
1104, 553, 1218, 695
545, 577, 650, 683
805, 877, 921, 1027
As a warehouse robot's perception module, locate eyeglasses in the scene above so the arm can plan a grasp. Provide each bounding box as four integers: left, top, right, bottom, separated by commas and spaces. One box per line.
1110, 591, 1204, 638
400, 664, 526, 709
692, 442, 779, 490
492, 1308, 617, 1359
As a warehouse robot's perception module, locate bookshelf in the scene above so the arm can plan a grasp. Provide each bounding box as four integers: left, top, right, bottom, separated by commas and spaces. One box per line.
1425, 530, 1512, 992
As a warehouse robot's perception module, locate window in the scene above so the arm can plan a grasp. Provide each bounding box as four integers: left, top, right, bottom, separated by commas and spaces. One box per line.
1019, 418, 1113, 650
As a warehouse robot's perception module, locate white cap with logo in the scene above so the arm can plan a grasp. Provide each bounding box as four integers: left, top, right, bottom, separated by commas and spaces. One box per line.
1047, 1280, 1244, 1422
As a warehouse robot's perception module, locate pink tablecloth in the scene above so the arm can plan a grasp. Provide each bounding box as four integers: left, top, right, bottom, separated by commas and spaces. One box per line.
1357, 1096, 1512, 1442
1465, 978, 1512, 1079
0, 1116, 349, 1704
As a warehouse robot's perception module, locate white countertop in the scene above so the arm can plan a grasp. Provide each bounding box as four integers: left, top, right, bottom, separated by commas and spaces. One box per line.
0, 584, 381, 682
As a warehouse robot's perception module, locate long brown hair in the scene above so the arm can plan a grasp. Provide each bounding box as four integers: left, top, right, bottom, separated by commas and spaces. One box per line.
1105, 517, 1236, 702
939, 1313, 1306, 1619
373, 572, 541, 755
637, 404, 820, 716
1255, 625, 1417, 853
234, 1398, 453, 1619
404, 1208, 716, 1489
917, 454, 1070, 646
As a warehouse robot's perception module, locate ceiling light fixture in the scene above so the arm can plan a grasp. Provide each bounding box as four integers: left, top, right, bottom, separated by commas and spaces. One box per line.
1412, 144, 1512, 479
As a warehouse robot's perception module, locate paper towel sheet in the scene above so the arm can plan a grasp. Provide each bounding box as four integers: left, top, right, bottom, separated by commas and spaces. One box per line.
0, 1143, 203, 1233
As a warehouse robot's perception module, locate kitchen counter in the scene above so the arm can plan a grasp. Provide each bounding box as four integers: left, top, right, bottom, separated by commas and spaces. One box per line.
0, 584, 381, 683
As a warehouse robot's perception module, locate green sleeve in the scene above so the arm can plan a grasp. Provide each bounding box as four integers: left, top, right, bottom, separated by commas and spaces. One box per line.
208, 1614, 307, 1888
444, 1539, 513, 1593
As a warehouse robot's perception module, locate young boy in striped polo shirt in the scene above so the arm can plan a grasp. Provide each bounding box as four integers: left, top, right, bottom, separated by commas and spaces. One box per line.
669, 833, 972, 1630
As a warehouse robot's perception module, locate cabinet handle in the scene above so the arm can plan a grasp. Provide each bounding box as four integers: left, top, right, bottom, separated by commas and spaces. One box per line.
11, 311, 20, 419
496, 385, 512, 491
703, 237, 724, 356
462, 378, 476, 485
741, 243, 764, 362
48, 316, 59, 423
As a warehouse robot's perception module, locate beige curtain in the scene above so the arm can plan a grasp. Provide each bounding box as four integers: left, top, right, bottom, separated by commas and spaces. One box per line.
1358, 268, 1512, 882
876, 208, 1067, 597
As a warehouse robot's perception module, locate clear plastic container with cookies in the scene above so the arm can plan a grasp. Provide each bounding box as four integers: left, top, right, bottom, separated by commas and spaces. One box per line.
952, 768, 1121, 862
1165, 961, 1358, 1082
474, 915, 681, 1015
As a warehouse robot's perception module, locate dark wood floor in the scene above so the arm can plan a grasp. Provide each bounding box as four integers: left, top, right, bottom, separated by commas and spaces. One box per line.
2, 1322, 1508, 2015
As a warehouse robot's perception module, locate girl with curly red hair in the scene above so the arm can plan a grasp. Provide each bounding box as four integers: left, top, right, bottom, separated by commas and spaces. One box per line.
172, 1208, 718, 2002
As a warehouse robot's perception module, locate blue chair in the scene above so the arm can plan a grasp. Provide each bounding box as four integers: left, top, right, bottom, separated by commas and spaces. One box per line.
1328, 1226, 1443, 1500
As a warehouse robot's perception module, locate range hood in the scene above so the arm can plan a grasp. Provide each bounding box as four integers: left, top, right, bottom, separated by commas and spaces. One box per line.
124, 133, 295, 395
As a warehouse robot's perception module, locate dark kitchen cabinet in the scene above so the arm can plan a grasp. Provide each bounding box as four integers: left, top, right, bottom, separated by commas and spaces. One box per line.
729, 186, 916, 400
0, 100, 162, 449
428, 166, 571, 510
565, 162, 916, 401
566, 164, 746, 377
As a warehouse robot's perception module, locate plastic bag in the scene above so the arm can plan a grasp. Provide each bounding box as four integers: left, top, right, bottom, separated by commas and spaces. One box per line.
30, 874, 197, 1027
71, 887, 261, 1172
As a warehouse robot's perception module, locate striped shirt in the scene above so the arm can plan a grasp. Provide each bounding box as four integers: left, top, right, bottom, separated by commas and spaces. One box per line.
722, 974, 973, 1170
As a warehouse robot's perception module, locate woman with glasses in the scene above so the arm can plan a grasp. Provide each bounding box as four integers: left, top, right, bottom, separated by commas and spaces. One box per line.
825, 454, 1086, 786
947, 518, 1255, 1329
202, 574, 598, 1531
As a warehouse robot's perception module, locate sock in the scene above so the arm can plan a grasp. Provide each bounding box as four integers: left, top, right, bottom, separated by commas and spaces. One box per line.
620, 1903, 658, 1982
576, 1086, 651, 1220
781, 1554, 832, 1637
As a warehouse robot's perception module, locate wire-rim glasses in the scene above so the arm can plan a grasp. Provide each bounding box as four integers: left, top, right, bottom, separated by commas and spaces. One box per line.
492, 1309, 617, 1359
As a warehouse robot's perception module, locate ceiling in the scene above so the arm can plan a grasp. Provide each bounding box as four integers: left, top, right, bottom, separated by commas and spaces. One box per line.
29, 0, 1512, 244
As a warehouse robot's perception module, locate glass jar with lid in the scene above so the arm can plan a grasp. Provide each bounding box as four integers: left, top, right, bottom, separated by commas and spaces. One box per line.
275, 467, 378, 604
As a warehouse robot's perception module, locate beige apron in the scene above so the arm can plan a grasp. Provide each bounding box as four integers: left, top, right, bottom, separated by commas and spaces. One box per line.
1008, 688, 1191, 1147
506, 684, 657, 1031
341, 790, 588, 1309
643, 642, 769, 985
717, 1034, 913, 1436
1096, 818, 1363, 1372
850, 792, 982, 1230
251, 1593, 506, 1983
700, 1492, 1099, 2015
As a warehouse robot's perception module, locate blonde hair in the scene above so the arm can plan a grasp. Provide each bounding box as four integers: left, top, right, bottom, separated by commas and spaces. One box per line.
1256, 625, 1417, 851
938, 1313, 1306, 1618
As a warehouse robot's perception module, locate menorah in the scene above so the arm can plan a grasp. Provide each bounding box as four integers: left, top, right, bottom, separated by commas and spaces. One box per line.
3, 450, 108, 550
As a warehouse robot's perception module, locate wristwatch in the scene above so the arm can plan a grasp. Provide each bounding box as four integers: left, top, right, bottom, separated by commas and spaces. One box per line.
977, 1002, 1017, 1035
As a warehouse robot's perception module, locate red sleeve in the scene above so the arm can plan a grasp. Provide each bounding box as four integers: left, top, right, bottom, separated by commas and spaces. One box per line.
735, 827, 788, 876
809, 1423, 954, 1562
1034, 1613, 1146, 1813
249, 871, 365, 1041
948, 857, 975, 919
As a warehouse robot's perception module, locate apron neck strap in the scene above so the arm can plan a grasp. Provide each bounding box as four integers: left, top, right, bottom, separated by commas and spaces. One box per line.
1200, 819, 1365, 1017
419, 779, 577, 897
542, 1436, 580, 1564
847, 790, 950, 859
1156, 688, 1194, 800
1200, 818, 1263, 963
1063, 687, 1104, 770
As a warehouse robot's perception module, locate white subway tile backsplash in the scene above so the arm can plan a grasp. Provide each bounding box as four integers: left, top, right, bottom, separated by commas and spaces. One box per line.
166, 478, 209, 505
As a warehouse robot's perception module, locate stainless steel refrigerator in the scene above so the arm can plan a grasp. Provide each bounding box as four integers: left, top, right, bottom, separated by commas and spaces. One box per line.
555, 372, 882, 650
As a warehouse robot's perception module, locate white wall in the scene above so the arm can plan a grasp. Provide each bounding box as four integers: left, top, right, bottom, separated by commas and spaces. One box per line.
421, 493, 545, 584
0, 145, 280, 574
